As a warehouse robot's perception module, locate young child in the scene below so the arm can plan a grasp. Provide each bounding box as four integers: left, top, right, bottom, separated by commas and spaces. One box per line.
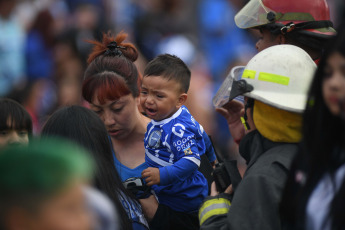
0, 98, 32, 147
140, 54, 208, 213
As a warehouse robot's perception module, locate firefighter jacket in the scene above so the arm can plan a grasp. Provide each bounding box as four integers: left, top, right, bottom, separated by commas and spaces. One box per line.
199, 130, 298, 230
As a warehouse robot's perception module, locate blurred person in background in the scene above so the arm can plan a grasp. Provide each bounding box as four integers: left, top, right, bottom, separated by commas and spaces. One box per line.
198, 0, 256, 160
0, 0, 26, 97
134, 0, 193, 61
25, 9, 55, 82
23, 8, 57, 133
42, 105, 148, 230
0, 98, 32, 147
0, 138, 93, 230
62, 1, 107, 67
280, 24, 345, 230
198, 0, 255, 84
53, 33, 84, 106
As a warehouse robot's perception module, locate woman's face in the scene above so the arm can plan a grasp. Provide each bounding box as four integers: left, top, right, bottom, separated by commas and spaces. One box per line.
90, 93, 140, 140
0, 118, 29, 147
322, 52, 345, 116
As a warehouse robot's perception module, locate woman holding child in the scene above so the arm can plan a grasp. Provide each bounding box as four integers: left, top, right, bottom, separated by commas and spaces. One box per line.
82, 32, 201, 229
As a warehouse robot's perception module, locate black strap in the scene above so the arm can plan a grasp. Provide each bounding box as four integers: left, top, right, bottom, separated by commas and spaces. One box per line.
243, 98, 254, 130
223, 160, 242, 192
280, 20, 333, 34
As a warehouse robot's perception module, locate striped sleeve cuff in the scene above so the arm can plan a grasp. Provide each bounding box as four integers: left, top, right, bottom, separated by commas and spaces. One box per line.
199, 197, 231, 225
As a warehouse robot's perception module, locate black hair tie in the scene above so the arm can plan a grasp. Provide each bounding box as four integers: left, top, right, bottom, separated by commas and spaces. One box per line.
104, 41, 125, 56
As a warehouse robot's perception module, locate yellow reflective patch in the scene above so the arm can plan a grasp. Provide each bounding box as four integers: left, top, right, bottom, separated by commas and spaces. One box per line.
258, 72, 290, 85
242, 70, 256, 79
240, 117, 248, 131
200, 208, 229, 225
199, 198, 231, 224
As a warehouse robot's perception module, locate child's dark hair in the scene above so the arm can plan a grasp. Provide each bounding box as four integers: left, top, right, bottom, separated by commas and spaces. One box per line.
0, 99, 32, 134
144, 54, 191, 93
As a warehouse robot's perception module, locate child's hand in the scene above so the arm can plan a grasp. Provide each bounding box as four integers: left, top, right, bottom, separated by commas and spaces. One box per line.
142, 167, 160, 186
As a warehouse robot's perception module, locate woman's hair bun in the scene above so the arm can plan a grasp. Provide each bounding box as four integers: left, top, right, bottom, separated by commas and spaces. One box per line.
87, 31, 138, 64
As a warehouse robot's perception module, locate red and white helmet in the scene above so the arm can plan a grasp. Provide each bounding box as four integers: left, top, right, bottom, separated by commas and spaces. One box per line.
235, 0, 335, 37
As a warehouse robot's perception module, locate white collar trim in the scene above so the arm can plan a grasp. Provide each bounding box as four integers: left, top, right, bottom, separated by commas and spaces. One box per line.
151, 107, 182, 126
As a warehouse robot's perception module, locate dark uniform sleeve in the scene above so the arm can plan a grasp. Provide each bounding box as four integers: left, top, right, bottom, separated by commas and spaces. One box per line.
199, 194, 232, 230
200, 162, 288, 230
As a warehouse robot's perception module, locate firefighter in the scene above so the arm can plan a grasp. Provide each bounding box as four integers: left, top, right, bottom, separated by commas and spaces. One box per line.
200, 44, 316, 230
218, 0, 336, 144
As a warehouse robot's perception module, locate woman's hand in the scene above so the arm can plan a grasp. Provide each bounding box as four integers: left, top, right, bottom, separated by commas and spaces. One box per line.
216, 100, 245, 143
142, 167, 160, 186
139, 195, 159, 221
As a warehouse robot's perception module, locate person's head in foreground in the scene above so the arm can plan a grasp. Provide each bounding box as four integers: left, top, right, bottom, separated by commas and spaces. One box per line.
140, 54, 191, 121
215, 44, 316, 143
0, 98, 32, 147
41, 105, 134, 230
0, 138, 93, 230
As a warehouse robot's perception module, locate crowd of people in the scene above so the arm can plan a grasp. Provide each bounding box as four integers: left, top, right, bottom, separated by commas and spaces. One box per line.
1, 0, 345, 229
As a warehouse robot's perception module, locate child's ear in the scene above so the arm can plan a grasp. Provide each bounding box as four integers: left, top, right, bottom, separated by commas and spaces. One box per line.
177, 93, 188, 108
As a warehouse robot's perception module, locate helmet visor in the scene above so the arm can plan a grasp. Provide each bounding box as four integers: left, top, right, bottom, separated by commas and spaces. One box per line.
213, 66, 246, 108
235, 0, 275, 29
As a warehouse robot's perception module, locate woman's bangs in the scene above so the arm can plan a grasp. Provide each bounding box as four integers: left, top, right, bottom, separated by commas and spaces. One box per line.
82, 74, 131, 104
0, 111, 32, 132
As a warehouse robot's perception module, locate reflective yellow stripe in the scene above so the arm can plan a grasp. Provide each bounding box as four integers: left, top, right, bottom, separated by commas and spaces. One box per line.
200, 208, 229, 225
258, 72, 290, 85
242, 69, 256, 79
199, 198, 231, 225
240, 117, 248, 130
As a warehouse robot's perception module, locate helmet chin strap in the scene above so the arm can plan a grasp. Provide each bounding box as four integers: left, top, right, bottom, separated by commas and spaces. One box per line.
241, 98, 254, 131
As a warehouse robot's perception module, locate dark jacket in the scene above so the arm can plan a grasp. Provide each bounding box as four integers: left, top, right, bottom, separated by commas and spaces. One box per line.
199, 130, 298, 230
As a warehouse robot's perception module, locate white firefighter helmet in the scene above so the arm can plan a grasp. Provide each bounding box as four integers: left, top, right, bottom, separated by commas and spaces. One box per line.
213, 44, 316, 113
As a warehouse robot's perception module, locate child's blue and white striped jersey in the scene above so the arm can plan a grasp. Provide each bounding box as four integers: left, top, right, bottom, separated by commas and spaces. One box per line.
144, 105, 208, 213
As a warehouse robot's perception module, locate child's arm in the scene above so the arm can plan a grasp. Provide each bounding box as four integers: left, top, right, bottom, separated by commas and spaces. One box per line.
142, 156, 200, 186
158, 157, 199, 185
142, 156, 199, 186
146, 123, 205, 186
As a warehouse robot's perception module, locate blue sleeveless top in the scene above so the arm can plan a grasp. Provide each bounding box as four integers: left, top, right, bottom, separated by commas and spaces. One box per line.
110, 141, 149, 230
112, 153, 148, 182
